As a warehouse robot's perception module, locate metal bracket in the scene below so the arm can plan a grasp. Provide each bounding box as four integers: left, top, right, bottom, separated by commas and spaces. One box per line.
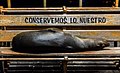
63, 56, 68, 73
0, 6, 3, 15
62, 6, 67, 14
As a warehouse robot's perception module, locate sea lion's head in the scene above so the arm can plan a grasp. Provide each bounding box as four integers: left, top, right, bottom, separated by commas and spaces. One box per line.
72, 37, 110, 51
96, 40, 109, 47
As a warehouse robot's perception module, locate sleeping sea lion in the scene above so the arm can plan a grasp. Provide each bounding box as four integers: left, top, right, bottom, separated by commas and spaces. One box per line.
12, 28, 109, 53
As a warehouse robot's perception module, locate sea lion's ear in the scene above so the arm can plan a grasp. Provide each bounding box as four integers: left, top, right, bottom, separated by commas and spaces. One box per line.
47, 28, 56, 33
46, 28, 63, 32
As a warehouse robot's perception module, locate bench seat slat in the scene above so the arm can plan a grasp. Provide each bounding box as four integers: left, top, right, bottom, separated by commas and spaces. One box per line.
0, 47, 120, 56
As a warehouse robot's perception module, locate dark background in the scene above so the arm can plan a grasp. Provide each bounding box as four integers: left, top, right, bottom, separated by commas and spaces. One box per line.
0, 0, 118, 8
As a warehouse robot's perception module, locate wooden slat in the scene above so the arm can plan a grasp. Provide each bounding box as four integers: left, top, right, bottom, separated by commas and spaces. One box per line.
79, 0, 82, 7
2, 7, 120, 11
65, 30, 120, 40
0, 30, 36, 42
1, 57, 120, 61
7, 0, 11, 8
1, 47, 120, 56
115, 0, 119, 7
1, 30, 120, 42
0, 14, 120, 26
43, 0, 46, 8
66, 7, 120, 10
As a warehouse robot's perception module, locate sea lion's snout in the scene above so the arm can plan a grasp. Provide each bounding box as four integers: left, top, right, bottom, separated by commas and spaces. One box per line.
97, 40, 109, 47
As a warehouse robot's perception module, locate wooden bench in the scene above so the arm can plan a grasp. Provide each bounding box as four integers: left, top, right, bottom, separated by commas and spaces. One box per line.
1, 7, 120, 53
0, 7, 120, 73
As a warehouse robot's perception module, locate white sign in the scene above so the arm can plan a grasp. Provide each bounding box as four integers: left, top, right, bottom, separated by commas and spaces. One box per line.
24, 16, 106, 24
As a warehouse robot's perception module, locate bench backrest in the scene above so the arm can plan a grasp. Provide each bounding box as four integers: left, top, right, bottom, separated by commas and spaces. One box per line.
1, 7, 120, 47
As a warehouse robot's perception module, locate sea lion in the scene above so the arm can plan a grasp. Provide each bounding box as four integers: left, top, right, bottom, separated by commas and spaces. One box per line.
12, 28, 109, 53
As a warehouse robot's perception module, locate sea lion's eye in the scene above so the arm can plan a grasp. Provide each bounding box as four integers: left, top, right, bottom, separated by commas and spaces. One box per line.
97, 41, 104, 46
